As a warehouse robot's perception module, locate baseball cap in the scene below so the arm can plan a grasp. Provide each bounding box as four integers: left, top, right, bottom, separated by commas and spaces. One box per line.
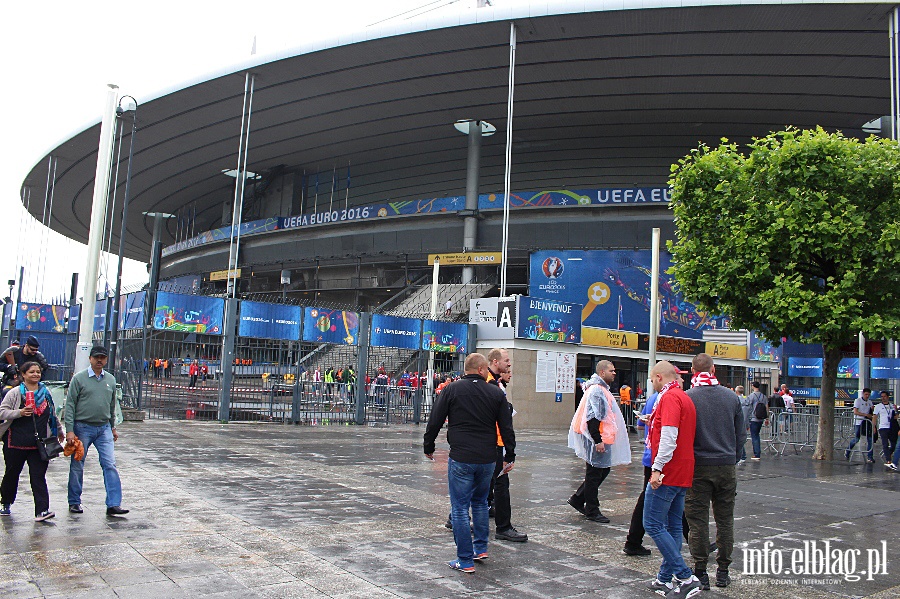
89, 345, 109, 358
25, 335, 39, 348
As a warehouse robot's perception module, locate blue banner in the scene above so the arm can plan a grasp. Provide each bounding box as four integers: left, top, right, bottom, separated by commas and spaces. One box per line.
163, 187, 671, 257
422, 320, 467, 353
302, 307, 359, 345
788, 357, 822, 377
67, 304, 80, 332
153, 292, 224, 335
93, 299, 107, 332
787, 357, 860, 378
2, 303, 12, 334
239, 301, 302, 340
16, 303, 67, 333
515, 296, 582, 344
871, 358, 900, 379
370, 314, 421, 349
749, 331, 782, 362
528, 250, 729, 340
119, 292, 145, 330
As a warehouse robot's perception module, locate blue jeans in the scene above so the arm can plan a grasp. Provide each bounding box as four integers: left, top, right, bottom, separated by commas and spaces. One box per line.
892, 441, 900, 467
749, 421, 763, 458
643, 483, 692, 582
67, 422, 123, 508
447, 458, 493, 567
847, 423, 873, 460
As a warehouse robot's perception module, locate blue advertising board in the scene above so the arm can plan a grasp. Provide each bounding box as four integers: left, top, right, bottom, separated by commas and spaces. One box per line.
787, 357, 860, 378
370, 314, 421, 349
93, 299, 107, 332
16, 303, 67, 333
302, 307, 359, 345
239, 301, 302, 341
119, 292, 145, 330
871, 358, 900, 379
528, 250, 729, 340
515, 296, 582, 344
153, 292, 224, 335
67, 304, 80, 332
422, 320, 467, 353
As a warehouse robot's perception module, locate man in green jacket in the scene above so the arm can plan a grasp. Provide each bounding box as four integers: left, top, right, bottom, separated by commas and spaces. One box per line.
65, 346, 129, 516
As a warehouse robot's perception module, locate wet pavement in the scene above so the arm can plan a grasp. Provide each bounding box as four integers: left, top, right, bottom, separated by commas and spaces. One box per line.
2, 421, 899, 598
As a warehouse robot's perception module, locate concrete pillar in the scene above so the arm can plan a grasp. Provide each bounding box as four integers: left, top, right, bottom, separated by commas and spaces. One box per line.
462, 121, 482, 284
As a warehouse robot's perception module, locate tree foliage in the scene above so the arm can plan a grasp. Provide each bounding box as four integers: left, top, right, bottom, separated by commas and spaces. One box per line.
668, 127, 900, 459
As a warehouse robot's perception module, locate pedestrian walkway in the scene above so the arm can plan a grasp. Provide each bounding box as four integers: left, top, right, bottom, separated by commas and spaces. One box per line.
1, 422, 899, 598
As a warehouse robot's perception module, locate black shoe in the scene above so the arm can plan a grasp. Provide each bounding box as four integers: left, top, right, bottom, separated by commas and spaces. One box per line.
495, 526, 528, 542
106, 506, 129, 516
68, 504, 83, 514
709, 541, 717, 553
715, 569, 731, 588
567, 496, 586, 515
693, 570, 710, 591
585, 512, 610, 523
488, 505, 495, 518
623, 544, 652, 556
445, 517, 453, 530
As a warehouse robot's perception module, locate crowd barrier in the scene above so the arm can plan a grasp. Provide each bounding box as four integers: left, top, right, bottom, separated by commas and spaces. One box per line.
755, 406, 879, 461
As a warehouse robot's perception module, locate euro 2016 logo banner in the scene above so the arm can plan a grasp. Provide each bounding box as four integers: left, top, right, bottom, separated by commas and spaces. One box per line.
529, 250, 729, 340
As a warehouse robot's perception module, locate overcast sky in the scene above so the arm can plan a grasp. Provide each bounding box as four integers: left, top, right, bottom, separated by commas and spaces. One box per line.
1, 0, 525, 305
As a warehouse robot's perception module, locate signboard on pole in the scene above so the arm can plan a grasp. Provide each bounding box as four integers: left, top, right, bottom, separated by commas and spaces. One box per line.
422, 320, 467, 353
515, 296, 581, 344
119, 292, 146, 330
427, 252, 503, 265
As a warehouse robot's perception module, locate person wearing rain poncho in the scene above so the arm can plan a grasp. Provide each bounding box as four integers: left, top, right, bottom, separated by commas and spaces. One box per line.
567, 360, 631, 522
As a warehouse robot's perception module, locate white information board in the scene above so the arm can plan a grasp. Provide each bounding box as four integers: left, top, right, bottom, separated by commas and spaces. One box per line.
556, 352, 577, 393
535, 350, 557, 393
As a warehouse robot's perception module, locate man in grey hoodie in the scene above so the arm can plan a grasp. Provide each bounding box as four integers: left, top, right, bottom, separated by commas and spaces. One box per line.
683, 353, 745, 591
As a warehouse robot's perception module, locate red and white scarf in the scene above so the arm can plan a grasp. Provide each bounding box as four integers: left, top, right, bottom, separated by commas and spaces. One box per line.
690, 371, 719, 388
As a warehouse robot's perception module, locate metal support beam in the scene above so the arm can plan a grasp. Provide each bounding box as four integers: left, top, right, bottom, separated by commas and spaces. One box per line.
218, 298, 238, 421
355, 312, 371, 425
462, 121, 482, 284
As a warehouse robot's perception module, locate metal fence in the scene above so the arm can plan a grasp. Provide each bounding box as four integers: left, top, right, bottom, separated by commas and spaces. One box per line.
754, 406, 879, 460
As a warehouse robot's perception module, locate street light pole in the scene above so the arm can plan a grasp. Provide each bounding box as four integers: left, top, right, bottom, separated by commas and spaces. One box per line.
109, 96, 138, 376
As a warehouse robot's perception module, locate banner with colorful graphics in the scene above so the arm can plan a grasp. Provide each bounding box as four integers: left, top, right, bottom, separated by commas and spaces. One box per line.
239, 301, 302, 341
302, 307, 358, 345
15, 303, 66, 333
421, 320, 467, 353
370, 314, 421, 349
515, 296, 581, 344
153, 292, 224, 334
749, 331, 782, 362
528, 250, 730, 340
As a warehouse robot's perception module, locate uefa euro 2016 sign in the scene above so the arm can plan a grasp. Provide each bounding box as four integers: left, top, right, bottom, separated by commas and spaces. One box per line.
302, 307, 359, 345
239, 301, 303, 341
370, 314, 421, 349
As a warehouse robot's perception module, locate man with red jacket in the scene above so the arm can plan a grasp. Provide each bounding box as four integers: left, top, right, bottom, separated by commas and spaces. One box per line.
644, 360, 702, 599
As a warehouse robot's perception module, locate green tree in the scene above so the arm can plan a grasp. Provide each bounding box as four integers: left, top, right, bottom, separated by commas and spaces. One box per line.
668, 127, 900, 460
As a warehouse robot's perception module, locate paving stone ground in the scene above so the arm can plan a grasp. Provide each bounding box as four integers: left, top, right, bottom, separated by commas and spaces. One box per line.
2, 421, 899, 598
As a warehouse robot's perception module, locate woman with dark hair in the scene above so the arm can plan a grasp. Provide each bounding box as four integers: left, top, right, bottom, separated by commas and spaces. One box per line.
0, 361, 63, 521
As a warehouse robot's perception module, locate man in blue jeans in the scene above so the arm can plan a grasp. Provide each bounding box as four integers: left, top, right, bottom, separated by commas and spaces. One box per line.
424, 353, 515, 573
644, 361, 701, 598
65, 346, 129, 516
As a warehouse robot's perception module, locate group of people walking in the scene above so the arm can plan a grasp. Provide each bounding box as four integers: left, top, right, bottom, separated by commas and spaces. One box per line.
0, 344, 128, 521
426, 350, 745, 599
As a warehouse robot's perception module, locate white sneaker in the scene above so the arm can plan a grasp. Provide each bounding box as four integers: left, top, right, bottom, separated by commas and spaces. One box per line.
34, 510, 55, 522
666, 575, 702, 598
886, 463, 898, 472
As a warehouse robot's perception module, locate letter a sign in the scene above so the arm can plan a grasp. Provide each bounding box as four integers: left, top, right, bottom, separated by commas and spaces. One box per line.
497, 300, 516, 329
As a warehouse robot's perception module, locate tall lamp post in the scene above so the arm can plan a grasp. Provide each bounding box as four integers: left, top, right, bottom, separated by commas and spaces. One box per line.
108, 95, 138, 375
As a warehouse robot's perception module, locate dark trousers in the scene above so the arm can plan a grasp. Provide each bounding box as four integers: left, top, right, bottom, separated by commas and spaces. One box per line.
487, 447, 512, 531
1, 445, 50, 515
571, 462, 610, 516
880, 428, 896, 462
626, 466, 653, 548
684, 464, 738, 572
189, 375, 198, 387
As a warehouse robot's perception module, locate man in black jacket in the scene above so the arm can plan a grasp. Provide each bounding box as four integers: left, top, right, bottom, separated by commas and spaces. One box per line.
2, 336, 49, 383
424, 353, 515, 574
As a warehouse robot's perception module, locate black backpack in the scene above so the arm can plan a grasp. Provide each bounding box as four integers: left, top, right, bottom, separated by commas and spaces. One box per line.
753, 394, 769, 420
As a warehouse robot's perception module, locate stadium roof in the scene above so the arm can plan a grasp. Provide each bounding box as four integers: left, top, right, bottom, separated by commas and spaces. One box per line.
21, 0, 896, 262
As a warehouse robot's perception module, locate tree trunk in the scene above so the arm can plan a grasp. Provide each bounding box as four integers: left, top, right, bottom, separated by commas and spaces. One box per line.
812, 345, 843, 460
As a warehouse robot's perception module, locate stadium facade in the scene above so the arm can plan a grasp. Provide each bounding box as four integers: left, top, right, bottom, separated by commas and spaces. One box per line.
17, 1, 900, 426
